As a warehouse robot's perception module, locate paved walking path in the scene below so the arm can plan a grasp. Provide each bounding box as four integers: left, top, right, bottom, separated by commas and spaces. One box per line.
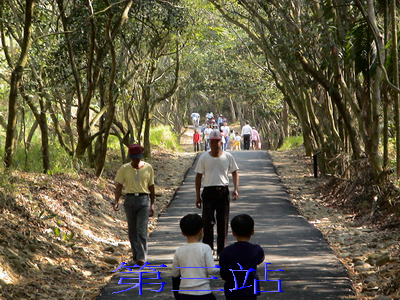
97, 151, 355, 299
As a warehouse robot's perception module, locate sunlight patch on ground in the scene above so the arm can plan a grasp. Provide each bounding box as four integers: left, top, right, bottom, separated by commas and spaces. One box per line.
82, 229, 120, 246
0, 267, 14, 284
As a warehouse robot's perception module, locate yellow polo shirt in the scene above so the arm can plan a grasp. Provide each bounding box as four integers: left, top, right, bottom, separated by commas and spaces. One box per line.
115, 162, 154, 194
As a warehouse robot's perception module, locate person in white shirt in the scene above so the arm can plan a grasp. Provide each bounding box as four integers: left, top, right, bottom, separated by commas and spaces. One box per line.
172, 214, 219, 299
234, 132, 242, 151
195, 130, 239, 257
241, 121, 253, 150
220, 122, 230, 151
203, 124, 213, 151
191, 112, 200, 129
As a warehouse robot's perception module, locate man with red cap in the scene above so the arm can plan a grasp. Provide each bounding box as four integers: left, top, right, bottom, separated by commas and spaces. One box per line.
113, 144, 155, 266
195, 130, 239, 258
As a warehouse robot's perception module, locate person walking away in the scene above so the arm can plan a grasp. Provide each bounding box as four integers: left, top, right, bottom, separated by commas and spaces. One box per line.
241, 121, 253, 150
219, 214, 265, 300
203, 124, 213, 151
113, 144, 155, 266
220, 129, 226, 151
195, 130, 239, 257
172, 214, 219, 300
221, 121, 230, 151
229, 130, 235, 151
191, 111, 200, 129
234, 132, 242, 151
193, 129, 201, 152
251, 127, 260, 150
200, 123, 207, 144
217, 114, 223, 129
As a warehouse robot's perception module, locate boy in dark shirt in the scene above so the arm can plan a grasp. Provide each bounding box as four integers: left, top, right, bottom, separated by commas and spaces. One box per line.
219, 214, 265, 300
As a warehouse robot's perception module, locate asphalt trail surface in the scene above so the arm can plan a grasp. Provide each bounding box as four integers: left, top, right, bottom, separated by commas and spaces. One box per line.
97, 150, 355, 299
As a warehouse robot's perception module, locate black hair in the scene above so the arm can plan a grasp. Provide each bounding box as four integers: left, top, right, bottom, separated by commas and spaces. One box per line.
180, 214, 203, 236
231, 214, 254, 237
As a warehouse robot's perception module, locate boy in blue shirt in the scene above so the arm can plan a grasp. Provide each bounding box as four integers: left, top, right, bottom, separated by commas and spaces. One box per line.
219, 214, 265, 299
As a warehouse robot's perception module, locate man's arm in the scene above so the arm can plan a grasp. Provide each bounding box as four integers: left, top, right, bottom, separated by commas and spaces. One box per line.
149, 184, 155, 217
231, 170, 239, 201
113, 183, 123, 211
195, 173, 203, 209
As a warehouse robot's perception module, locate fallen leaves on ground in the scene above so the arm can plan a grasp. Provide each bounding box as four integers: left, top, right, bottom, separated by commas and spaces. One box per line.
0, 144, 196, 300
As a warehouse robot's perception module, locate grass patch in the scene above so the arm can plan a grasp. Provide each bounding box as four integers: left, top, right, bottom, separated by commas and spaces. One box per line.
150, 125, 182, 151
5, 125, 181, 174
279, 135, 303, 150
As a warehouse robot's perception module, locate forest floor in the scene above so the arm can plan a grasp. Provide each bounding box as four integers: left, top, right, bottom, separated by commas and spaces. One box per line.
0, 127, 399, 300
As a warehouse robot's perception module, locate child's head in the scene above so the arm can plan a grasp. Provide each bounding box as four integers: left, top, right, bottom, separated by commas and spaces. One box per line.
235, 132, 239, 135
231, 214, 254, 238
180, 214, 203, 237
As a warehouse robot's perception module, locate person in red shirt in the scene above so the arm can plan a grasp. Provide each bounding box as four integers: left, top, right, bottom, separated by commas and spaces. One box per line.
193, 129, 201, 152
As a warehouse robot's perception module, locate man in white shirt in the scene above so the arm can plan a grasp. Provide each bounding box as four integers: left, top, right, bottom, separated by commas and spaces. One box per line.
241, 120, 253, 150
195, 130, 239, 256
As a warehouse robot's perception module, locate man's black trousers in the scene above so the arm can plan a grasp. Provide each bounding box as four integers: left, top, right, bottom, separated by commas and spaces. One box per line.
201, 186, 230, 255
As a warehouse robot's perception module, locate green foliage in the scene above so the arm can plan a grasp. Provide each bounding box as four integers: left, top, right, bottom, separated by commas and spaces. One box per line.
53, 220, 75, 247
150, 125, 182, 151
279, 135, 303, 151
12, 137, 77, 174
49, 142, 78, 175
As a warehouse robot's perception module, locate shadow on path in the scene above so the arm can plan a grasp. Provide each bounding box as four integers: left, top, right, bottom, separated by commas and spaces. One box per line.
97, 151, 355, 299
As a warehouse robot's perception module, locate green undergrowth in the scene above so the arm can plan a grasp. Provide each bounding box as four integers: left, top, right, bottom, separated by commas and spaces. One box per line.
279, 135, 303, 151
3, 125, 182, 175
150, 125, 182, 151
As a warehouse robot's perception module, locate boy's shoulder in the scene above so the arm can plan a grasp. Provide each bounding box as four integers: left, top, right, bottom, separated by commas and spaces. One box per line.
221, 241, 263, 254
176, 242, 212, 252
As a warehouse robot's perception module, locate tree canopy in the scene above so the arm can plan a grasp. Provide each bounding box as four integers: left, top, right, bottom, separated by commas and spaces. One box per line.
1, 0, 400, 187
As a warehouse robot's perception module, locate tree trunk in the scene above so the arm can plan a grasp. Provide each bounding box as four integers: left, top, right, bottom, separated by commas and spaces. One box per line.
383, 0, 389, 169
229, 95, 236, 123
282, 101, 289, 139
296, 53, 363, 159
4, 1, 35, 168
39, 108, 50, 172
391, 0, 400, 178
143, 103, 151, 161
95, 14, 118, 178
26, 120, 38, 150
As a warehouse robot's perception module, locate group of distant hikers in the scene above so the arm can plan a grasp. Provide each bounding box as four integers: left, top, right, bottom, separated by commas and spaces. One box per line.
191, 111, 261, 152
